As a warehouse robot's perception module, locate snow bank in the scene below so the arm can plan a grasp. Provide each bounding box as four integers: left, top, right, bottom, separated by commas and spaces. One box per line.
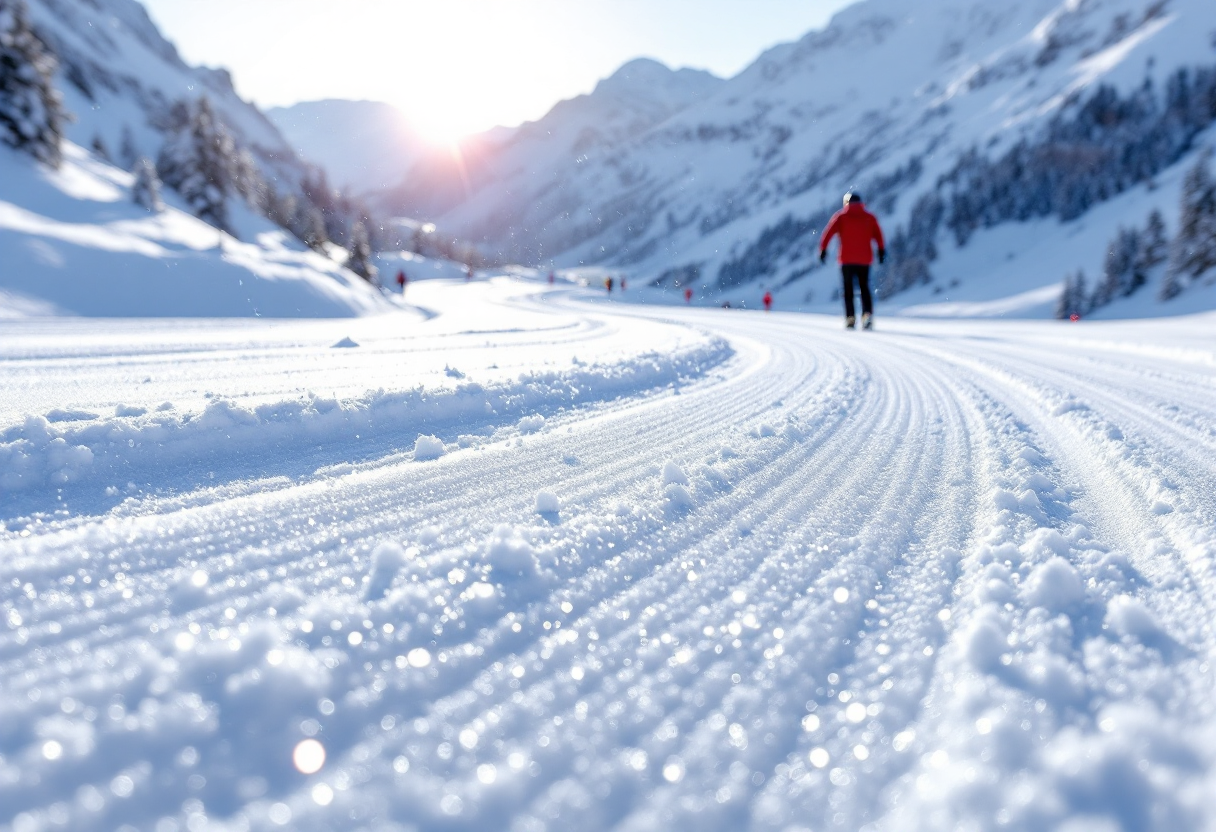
0, 337, 731, 496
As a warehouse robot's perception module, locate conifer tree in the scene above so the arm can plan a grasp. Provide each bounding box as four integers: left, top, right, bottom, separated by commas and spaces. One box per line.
1158, 262, 1184, 301
118, 125, 139, 169
90, 133, 111, 162
291, 200, 327, 251
0, 0, 66, 167
1056, 270, 1088, 320
131, 156, 163, 212
346, 221, 378, 283
1169, 150, 1216, 281
232, 148, 266, 213
1093, 227, 1144, 308
156, 96, 237, 232
1140, 209, 1168, 270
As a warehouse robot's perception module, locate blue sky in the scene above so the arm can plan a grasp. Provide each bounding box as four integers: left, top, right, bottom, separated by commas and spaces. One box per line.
141, 0, 855, 139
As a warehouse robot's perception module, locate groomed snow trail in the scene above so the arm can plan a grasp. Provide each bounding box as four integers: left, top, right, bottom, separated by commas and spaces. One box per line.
2, 279, 1215, 832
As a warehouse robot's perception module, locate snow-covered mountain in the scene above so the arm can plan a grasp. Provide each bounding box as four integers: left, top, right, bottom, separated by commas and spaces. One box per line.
22, 0, 291, 174
385, 0, 1216, 317
0, 0, 403, 318
0, 139, 392, 317
378, 58, 725, 222
267, 100, 428, 196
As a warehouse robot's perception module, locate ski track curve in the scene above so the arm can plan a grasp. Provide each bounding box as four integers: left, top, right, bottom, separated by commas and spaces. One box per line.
1, 287, 1214, 832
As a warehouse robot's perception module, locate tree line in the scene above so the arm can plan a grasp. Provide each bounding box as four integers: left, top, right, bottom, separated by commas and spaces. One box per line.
1058, 150, 1216, 318
0, 0, 489, 284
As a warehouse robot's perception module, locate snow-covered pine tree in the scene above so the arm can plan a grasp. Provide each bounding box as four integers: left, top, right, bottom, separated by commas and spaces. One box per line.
346, 221, 378, 283
156, 96, 237, 232
1056, 270, 1088, 320
232, 147, 266, 213
1158, 262, 1184, 301
131, 156, 163, 212
118, 125, 139, 169
1093, 226, 1144, 309
291, 200, 327, 251
90, 133, 111, 162
1169, 150, 1216, 282
264, 186, 296, 231
0, 0, 66, 167
1140, 209, 1168, 270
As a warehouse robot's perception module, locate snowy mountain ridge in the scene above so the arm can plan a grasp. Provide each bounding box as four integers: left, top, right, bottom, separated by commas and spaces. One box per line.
379, 57, 725, 222
23, 0, 288, 168
379, 0, 1216, 317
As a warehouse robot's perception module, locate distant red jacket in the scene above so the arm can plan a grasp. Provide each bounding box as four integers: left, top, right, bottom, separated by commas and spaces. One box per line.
820, 202, 885, 265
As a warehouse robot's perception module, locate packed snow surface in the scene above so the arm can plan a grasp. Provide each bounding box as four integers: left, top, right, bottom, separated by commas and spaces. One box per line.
3, 275, 1216, 832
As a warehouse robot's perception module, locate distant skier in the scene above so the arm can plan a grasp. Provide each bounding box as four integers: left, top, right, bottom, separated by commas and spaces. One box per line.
620, 276, 627, 291
396, 270, 407, 294
819, 192, 885, 330
548, 270, 556, 285
684, 286, 694, 304
606, 277, 615, 294
763, 290, 773, 312
466, 265, 474, 281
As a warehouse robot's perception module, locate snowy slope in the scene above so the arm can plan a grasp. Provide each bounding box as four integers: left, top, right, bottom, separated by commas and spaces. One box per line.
379, 58, 724, 220
3, 275, 1216, 830
267, 100, 429, 196
23, 0, 291, 170
0, 142, 391, 317
398, 0, 1216, 318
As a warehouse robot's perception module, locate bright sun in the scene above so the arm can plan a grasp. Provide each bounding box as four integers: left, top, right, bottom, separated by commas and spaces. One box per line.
410, 107, 483, 146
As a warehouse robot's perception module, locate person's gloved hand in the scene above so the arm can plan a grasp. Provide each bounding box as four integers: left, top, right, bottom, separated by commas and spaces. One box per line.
819, 250, 827, 264
878, 248, 886, 265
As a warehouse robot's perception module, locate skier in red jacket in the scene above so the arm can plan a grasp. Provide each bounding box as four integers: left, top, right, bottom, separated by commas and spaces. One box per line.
762, 290, 773, 311
820, 192, 885, 330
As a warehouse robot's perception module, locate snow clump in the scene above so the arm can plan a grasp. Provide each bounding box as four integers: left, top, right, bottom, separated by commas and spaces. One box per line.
535, 491, 560, 514
963, 606, 1009, 673
413, 434, 446, 461
662, 461, 689, 485
485, 525, 539, 578
365, 541, 414, 600
518, 414, 546, 434
1022, 557, 1086, 612
1105, 595, 1163, 642
0, 416, 95, 489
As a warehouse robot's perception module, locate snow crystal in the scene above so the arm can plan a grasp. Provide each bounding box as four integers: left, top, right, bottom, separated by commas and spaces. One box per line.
292, 739, 326, 774
413, 434, 446, 461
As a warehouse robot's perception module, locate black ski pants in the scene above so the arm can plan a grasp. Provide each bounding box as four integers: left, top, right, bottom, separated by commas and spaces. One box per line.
841, 264, 873, 319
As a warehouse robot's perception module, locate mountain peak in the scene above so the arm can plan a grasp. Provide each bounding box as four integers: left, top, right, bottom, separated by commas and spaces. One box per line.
594, 56, 723, 100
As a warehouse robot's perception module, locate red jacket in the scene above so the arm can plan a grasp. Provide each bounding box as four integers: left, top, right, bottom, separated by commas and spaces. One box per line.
820, 203, 885, 265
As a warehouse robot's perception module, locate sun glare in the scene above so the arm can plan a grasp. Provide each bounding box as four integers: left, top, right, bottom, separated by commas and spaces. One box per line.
410, 108, 481, 147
